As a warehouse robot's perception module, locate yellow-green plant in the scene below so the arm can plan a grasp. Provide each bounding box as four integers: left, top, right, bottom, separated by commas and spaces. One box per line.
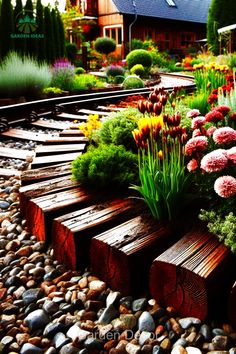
131, 111, 191, 221
193, 62, 228, 94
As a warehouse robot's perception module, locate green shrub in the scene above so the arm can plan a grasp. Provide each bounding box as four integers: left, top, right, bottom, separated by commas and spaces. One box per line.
0, 52, 52, 99
126, 49, 153, 70
106, 64, 125, 77
43, 87, 63, 95
229, 53, 236, 69
65, 42, 78, 63
71, 144, 138, 189
75, 67, 86, 75
122, 75, 145, 89
72, 74, 102, 91
94, 37, 116, 55
99, 108, 141, 151
130, 64, 145, 78
113, 75, 125, 84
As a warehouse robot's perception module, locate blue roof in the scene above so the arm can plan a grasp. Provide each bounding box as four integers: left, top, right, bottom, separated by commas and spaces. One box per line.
111, 0, 211, 24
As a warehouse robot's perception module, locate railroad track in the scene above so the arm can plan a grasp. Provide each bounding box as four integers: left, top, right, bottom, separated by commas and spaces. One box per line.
1, 74, 235, 324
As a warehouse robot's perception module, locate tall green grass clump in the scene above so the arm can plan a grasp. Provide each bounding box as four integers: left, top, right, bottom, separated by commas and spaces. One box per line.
0, 52, 52, 99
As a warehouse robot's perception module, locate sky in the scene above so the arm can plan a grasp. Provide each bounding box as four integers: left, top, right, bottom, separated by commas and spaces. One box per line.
12, 0, 66, 12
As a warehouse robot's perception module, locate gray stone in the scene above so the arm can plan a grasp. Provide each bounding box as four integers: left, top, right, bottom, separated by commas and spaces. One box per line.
126, 343, 141, 354
98, 304, 119, 325
212, 329, 227, 336
66, 324, 90, 342
106, 291, 121, 307
43, 322, 66, 338
59, 343, 80, 354
178, 318, 201, 330
53, 332, 71, 350
43, 300, 59, 315
186, 347, 202, 354
199, 324, 212, 341
152, 345, 164, 354
171, 344, 188, 354
84, 337, 103, 350
138, 311, 155, 332
0, 201, 10, 209
229, 349, 236, 354
23, 288, 43, 305
24, 309, 50, 332
44, 348, 57, 354
20, 343, 43, 354
211, 336, 229, 350
132, 298, 148, 312
139, 331, 152, 346
0, 335, 14, 345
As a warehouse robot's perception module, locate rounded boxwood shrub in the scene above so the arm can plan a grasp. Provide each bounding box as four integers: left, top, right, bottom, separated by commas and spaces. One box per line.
71, 144, 138, 189
130, 64, 145, 77
126, 49, 153, 70
99, 108, 141, 151
106, 64, 125, 77
122, 75, 145, 89
94, 37, 116, 55
75, 67, 86, 75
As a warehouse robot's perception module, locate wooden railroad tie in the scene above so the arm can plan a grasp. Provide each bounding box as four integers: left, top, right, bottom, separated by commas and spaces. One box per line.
24, 186, 104, 243
19, 174, 79, 217
90, 215, 174, 296
34, 144, 86, 157
52, 198, 139, 270
149, 227, 236, 321
30, 151, 82, 169
0, 146, 35, 161
20, 162, 72, 186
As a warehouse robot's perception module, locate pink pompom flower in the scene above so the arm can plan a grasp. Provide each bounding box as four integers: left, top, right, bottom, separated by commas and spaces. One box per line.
226, 146, 236, 164
185, 136, 208, 156
192, 129, 202, 137
200, 149, 228, 173
186, 109, 201, 118
214, 175, 236, 198
206, 126, 217, 136
213, 127, 236, 145
191, 116, 206, 129
187, 158, 198, 172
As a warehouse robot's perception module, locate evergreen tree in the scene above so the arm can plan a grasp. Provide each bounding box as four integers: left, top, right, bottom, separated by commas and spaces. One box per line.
24, 0, 37, 57
0, 0, 14, 57
51, 8, 60, 60
56, 8, 65, 57
36, 0, 46, 61
44, 6, 55, 62
14, 0, 25, 54
207, 0, 236, 54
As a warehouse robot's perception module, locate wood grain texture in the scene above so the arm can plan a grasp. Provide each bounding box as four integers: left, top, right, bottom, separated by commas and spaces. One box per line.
150, 227, 235, 320
90, 215, 173, 296
52, 198, 138, 270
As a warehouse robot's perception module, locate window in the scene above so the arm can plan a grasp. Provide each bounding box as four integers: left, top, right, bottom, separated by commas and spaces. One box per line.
104, 26, 123, 45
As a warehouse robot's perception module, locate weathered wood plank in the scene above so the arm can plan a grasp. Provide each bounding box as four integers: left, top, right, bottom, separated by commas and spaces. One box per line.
20, 162, 72, 186
90, 216, 173, 295
77, 109, 110, 116
19, 174, 79, 216
26, 187, 97, 243
52, 198, 138, 270
0, 168, 21, 177
30, 119, 74, 130
0, 147, 35, 161
0, 128, 88, 144
30, 151, 82, 169
35, 144, 86, 156
56, 113, 88, 121
59, 129, 83, 137
149, 227, 235, 320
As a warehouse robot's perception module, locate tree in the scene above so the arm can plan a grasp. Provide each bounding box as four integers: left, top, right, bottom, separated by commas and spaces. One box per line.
207, 0, 236, 54
56, 8, 65, 57
0, 0, 14, 57
36, 0, 46, 61
24, 0, 37, 57
13, 0, 25, 54
51, 8, 60, 60
44, 6, 55, 62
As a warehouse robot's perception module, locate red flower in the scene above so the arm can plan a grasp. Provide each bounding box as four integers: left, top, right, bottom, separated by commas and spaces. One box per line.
230, 112, 236, 122
191, 116, 206, 129
226, 146, 236, 164
208, 93, 218, 104
186, 109, 200, 118
214, 175, 236, 198
205, 109, 224, 123
187, 158, 198, 172
214, 105, 231, 117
